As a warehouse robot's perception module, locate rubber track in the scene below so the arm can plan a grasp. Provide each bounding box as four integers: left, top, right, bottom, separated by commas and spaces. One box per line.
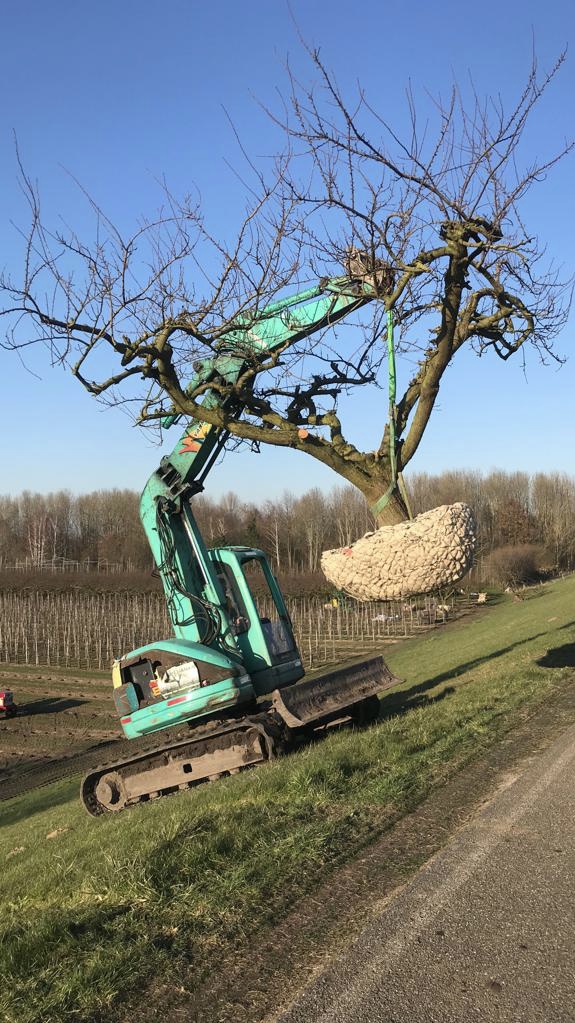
0, 717, 245, 804
0, 676, 382, 806
80, 715, 279, 816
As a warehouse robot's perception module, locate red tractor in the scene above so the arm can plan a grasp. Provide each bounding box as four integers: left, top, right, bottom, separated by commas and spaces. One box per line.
0, 690, 17, 719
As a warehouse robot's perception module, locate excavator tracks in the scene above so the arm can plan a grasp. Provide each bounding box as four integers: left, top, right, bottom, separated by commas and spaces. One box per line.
81, 656, 397, 816
81, 714, 282, 816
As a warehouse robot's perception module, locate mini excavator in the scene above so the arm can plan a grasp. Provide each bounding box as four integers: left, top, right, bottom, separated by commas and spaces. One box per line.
81, 273, 402, 815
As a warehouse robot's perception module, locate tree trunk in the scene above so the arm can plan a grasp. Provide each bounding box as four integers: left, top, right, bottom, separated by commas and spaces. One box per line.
357, 477, 409, 528
319, 455, 410, 530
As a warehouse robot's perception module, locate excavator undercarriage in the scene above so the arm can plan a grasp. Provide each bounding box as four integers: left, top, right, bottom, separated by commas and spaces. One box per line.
81, 656, 399, 815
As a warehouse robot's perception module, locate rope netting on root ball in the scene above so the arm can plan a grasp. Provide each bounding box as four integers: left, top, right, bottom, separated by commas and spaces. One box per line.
321, 503, 477, 601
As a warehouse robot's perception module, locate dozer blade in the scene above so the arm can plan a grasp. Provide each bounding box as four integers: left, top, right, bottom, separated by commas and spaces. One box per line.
271, 655, 401, 729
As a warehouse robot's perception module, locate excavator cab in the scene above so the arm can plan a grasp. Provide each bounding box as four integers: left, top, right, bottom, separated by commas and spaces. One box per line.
108, 544, 303, 748
210, 547, 304, 695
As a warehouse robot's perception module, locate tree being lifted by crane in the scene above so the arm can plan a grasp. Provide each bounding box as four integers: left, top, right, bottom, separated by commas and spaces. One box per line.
0, 50, 571, 597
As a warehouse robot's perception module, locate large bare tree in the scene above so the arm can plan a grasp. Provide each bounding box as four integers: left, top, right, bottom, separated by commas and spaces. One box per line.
1, 53, 571, 524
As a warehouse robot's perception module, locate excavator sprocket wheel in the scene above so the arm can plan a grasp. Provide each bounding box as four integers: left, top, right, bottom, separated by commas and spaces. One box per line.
95, 772, 127, 812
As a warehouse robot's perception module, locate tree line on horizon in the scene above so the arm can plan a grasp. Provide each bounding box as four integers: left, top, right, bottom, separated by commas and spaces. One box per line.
1, 470, 574, 586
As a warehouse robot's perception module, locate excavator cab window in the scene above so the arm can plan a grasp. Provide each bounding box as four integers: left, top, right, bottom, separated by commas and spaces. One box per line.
241, 557, 296, 659
217, 566, 250, 635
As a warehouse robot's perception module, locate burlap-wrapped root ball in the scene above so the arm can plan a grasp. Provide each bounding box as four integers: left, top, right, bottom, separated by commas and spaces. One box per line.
321, 503, 476, 601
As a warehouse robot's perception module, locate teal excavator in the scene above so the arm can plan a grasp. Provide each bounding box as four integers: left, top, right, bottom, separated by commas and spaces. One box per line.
81, 272, 401, 815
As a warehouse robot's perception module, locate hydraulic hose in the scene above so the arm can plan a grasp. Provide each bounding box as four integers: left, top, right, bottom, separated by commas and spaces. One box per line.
155, 501, 222, 645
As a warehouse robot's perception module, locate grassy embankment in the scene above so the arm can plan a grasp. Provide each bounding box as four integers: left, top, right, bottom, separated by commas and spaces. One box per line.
1, 576, 575, 1023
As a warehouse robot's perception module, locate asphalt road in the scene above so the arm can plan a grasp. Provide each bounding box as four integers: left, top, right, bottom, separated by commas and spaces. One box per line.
275, 721, 575, 1023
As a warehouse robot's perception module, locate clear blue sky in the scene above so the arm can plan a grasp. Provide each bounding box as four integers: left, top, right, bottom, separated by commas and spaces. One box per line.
1, 0, 573, 501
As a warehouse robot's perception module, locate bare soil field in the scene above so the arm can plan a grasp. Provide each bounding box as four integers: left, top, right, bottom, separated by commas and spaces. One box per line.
0, 664, 125, 796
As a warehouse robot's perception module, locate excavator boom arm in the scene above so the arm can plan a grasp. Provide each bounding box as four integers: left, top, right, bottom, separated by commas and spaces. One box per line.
139, 273, 378, 645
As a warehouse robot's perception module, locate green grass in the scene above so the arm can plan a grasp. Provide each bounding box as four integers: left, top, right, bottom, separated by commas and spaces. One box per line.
1, 578, 575, 1023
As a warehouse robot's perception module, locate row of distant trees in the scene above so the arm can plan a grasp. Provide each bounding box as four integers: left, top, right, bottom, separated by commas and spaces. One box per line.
409, 471, 575, 574
1, 470, 574, 581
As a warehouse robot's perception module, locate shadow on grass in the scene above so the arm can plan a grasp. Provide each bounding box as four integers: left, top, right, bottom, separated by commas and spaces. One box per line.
537, 643, 575, 669
0, 779, 79, 829
379, 683, 456, 719
395, 624, 575, 696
